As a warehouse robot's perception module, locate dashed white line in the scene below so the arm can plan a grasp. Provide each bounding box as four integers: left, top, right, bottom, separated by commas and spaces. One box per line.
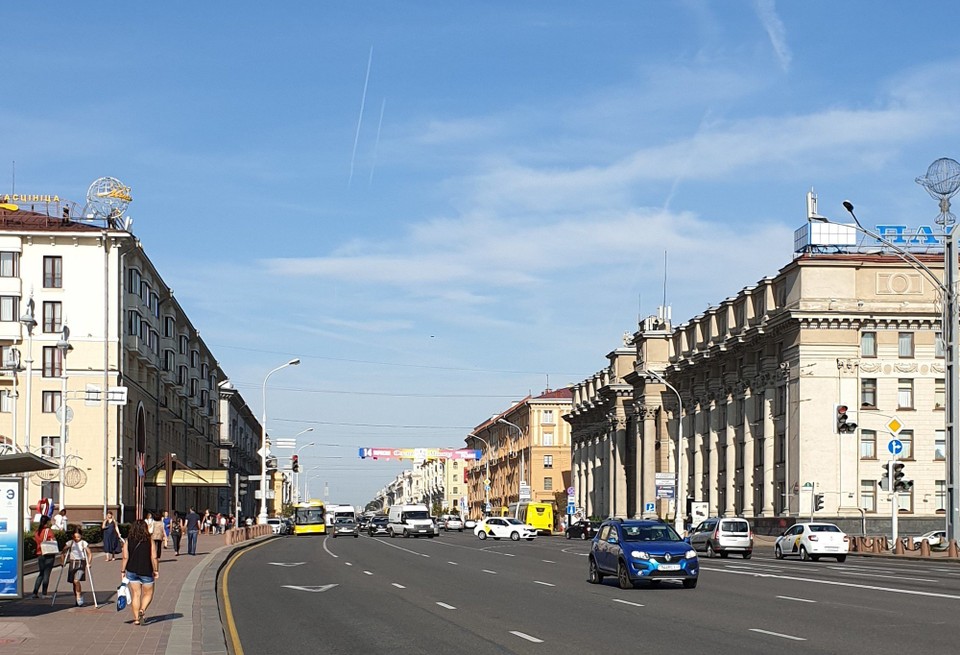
612, 598, 644, 608
542, 560, 556, 564
482, 569, 498, 575
321, 538, 339, 559
363, 570, 373, 576
533, 581, 555, 587
503, 553, 516, 557
510, 631, 544, 643
392, 583, 405, 589
448, 561, 458, 565
436, 602, 456, 610
345, 562, 353, 566
776, 595, 816, 603
750, 629, 806, 641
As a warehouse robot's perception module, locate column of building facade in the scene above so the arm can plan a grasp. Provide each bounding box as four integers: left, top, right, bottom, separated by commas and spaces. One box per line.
741, 386, 756, 518
761, 362, 777, 516
708, 393, 721, 516
640, 406, 656, 516
614, 414, 629, 517
723, 381, 737, 516
584, 436, 594, 517
692, 399, 704, 502
628, 406, 643, 519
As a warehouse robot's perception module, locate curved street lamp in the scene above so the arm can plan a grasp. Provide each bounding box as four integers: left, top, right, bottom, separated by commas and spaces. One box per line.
258, 358, 300, 524
496, 418, 525, 517
468, 433, 491, 517
642, 369, 685, 535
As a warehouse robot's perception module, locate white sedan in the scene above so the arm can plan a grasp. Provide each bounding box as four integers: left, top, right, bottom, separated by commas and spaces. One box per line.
774, 522, 849, 562
474, 517, 538, 541
912, 530, 947, 549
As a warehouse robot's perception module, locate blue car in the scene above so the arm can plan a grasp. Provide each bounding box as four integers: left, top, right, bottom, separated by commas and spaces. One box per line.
588, 519, 699, 589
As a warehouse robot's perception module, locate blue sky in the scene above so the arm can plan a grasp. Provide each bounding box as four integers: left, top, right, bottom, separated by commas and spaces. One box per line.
5, 2, 960, 506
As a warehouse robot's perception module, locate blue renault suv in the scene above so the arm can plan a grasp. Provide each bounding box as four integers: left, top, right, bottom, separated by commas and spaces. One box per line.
588, 519, 699, 589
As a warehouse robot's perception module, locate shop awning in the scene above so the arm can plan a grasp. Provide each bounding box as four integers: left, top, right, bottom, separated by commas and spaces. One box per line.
148, 469, 231, 487
0, 452, 58, 475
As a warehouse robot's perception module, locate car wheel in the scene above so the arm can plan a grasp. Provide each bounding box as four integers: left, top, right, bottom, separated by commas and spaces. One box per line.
743, 552, 752, 560
588, 557, 603, 584
459, 529, 463, 532
836, 555, 847, 563
774, 544, 784, 559
354, 534, 358, 538
581, 531, 588, 540
706, 543, 716, 558
683, 578, 698, 589
390, 529, 395, 538
511, 532, 520, 541
617, 561, 633, 590
800, 546, 811, 561
526, 538, 535, 541
565, 531, 572, 540
403, 529, 409, 538
719, 552, 729, 558
478, 531, 487, 540
332, 534, 337, 538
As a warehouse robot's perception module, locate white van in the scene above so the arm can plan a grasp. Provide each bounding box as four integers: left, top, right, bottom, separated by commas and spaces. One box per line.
325, 504, 355, 527
387, 504, 435, 538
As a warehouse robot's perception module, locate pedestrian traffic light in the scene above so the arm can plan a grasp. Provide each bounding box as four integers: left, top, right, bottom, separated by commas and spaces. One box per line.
291, 455, 299, 473
814, 493, 825, 512
835, 404, 858, 433
879, 463, 890, 491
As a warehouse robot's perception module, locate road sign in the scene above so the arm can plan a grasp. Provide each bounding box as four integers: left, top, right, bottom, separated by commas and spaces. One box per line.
485, 502, 492, 512
655, 485, 675, 499
55, 405, 74, 424
519, 483, 531, 501
566, 486, 575, 496
484, 485, 491, 491
257, 445, 271, 459
888, 439, 904, 455
484, 478, 491, 487
644, 501, 656, 513
566, 502, 576, 515
886, 416, 904, 436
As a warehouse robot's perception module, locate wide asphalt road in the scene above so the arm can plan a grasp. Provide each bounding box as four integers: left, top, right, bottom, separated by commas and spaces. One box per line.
223, 531, 960, 654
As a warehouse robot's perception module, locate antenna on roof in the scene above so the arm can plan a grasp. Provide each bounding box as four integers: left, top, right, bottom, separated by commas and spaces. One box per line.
662, 250, 668, 308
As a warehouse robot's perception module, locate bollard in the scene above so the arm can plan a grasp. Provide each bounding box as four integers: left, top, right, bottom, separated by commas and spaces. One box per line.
894, 538, 905, 555
949, 539, 959, 558
920, 539, 931, 557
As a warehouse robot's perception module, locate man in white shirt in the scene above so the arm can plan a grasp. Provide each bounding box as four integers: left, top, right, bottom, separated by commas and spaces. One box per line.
53, 509, 68, 531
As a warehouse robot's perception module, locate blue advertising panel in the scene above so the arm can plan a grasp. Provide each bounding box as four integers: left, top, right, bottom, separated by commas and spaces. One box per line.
0, 478, 24, 598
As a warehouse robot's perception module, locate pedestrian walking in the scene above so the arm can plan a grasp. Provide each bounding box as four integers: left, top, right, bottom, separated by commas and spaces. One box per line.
150, 512, 164, 558
161, 510, 171, 549
120, 519, 160, 626
185, 507, 201, 555
170, 511, 183, 555
53, 508, 68, 531
102, 511, 122, 561
31, 515, 57, 598
62, 527, 92, 606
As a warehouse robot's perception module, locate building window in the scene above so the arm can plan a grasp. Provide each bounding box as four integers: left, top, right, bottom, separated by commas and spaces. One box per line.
899, 430, 914, 459
44, 256, 62, 288
543, 432, 554, 446
862, 379, 877, 408
163, 350, 175, 372
543, 477, 553, 491
898, 332, 914, 358
179, 335, 188, 355
0, 252, 18, 277
452, 487, 458, 495
860, 479, 876, 513
191, 350, 200, 368
149, 291, 159, 318
897, 379, 914, 409
935, 379, 945, 409
896, 488, 913, 513
42, 301, 62, 333
40, 480, 60, 502
936, 480, 946, 512
163, 316, 175, 338
542, 409, 554, 425
543, 455, 553, 469
0, 390, 11, 413
0, 296, 18, 322
42, 346, 63, 377
41, 434, 61, 458
127, 310, 141, 337
127, 268, 141, 295
178, 365, 188, 386
860, 430, 876, 459
42, 391, 62, 413
861, 331, 877, 358
936, 331, 945, 358
935, 431, 946, 460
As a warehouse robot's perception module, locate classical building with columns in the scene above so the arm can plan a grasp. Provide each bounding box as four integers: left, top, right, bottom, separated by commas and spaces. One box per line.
569, 241, 950, 533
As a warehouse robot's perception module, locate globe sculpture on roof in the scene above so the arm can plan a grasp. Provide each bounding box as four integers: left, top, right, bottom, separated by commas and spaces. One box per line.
916, 157, 960, 226
83, 177, 132, 228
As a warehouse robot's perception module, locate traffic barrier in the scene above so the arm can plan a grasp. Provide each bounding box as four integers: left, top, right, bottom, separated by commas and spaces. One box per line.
894, 538, 905, 555
950, 539, 959, 558
920, 539, 931, 557
223, 524, 272, 546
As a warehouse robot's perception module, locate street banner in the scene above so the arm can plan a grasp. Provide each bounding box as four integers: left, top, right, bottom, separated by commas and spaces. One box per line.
0, 478, 24, 599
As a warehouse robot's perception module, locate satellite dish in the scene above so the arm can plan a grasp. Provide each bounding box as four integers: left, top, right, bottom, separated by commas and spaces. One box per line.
84, 177, 132, 227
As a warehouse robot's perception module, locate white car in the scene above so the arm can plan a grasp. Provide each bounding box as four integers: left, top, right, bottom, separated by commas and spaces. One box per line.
266, 517, 283, 534
463, 518, 477, 530
474, 517, 537, 541
774, 522, 849, 562
912, 530, 947, 549
444, 516, 464, 532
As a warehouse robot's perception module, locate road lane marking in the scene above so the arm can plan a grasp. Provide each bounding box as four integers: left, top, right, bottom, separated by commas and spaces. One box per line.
612, 598, 644, 608
829, 568, 938, 583
282, 584, 338, 593
711, 567, 960, 600
322, 537, 339, 559
221, 538, 274, 655
482, 569, 497, 574
448, 561, 458, 565
533, 581, 555, 587
363, 571, 373, 575
345, 562, 353, 566
542, 560, 556, 564
750, 629, 806, 641
510, 631, 544, 643
503, 553, 516, 557
392, 583, 405, 589
370, 539, 431, 558
268, 562, 306, 567
776, 595, 816, 603
436, 602, 456, 610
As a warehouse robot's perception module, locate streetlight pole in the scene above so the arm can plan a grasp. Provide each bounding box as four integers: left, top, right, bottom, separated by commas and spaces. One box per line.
56, 325, 71, 512
468, 433, 491, 517
294, 434, 315, 504
497, 418, 524, 517
643, 369, 685, 535
259, 358, 300, 524
18, 296, 35, 531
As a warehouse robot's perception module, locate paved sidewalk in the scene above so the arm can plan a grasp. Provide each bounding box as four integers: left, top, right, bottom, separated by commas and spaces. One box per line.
0, 532, 267, 655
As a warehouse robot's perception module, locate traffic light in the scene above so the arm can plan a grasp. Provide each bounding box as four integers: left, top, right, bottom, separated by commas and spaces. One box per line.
892, 462, 913, 492
291, 455, 299, 473
835, 404, 858, 434
879, 463, 890, 491
238, 476, 248, 496
814, 493, 825, 512
266, 456, 278, 471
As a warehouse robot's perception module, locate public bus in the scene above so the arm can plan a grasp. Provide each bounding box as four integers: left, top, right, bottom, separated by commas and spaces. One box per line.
292, 500, 327, 535
507, 502, 555, 534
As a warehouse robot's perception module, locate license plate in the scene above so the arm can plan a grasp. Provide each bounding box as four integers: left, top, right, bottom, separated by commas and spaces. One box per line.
659, 564, 681, 571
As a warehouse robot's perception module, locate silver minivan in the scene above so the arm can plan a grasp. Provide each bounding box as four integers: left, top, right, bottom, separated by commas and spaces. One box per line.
687, 517, 753, 559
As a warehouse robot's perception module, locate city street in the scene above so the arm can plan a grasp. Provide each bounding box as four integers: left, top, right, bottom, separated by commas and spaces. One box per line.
224, 532, 960, 654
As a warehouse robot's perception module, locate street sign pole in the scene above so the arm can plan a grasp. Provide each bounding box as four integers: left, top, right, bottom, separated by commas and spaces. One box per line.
890, 458, 899, 549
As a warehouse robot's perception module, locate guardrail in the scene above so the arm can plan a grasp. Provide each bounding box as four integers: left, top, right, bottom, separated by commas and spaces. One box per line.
849, 535, 960, 558
223, 524, 273, 545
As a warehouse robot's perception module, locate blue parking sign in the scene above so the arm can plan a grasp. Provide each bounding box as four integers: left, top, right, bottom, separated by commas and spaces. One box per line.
566, 502, 576, 515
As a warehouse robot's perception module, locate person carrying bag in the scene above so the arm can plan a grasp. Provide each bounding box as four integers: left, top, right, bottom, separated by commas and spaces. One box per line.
31, 515, 58, 599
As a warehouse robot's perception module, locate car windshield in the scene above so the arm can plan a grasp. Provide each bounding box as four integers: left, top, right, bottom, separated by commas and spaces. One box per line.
621, 525, 683, 542
335, 517, 354, 524
403, 511, 430, 520
809, 524, 842, 533
372, 517, 388, 525
504, 518, 524, 525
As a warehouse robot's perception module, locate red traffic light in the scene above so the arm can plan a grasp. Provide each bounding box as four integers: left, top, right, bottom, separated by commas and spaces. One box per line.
836, 405, 848, 414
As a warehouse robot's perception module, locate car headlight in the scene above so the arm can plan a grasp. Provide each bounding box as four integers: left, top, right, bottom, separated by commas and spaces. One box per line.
685, 550, 697, 559
631, 550, 650, 560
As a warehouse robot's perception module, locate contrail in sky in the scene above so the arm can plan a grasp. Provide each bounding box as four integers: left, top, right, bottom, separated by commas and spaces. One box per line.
348, 46, 373, 188
369, 98, 386, 186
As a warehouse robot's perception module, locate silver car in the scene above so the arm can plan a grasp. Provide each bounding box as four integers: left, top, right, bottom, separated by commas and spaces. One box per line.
687, 517, 753, 559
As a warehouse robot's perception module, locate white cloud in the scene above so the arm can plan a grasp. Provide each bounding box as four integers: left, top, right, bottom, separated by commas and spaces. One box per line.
754, 0, 792, 72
